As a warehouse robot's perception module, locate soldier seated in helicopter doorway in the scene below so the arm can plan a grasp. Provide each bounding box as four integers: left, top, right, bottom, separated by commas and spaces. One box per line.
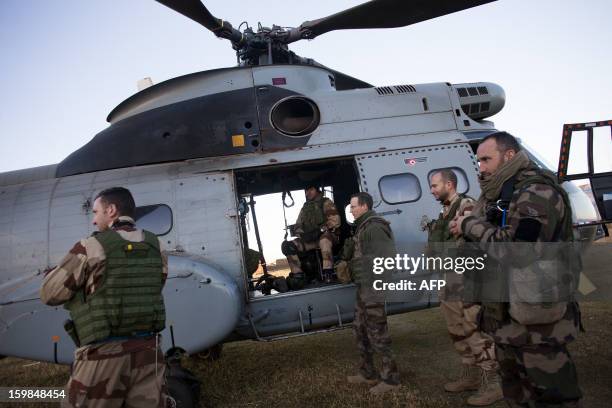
281, 184, 341, 289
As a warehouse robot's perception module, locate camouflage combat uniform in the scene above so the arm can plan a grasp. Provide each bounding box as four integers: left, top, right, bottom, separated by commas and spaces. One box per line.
40, 216, 169, 408
349, 210, 400, 385
461, 162, 582, 407
427, 193, 500, 387
286, 194, 340, 273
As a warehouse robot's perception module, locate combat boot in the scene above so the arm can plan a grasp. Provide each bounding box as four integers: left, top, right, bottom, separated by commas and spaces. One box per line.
466, 369, 503, 406
444, 364, 481, 393
369, 381, 400, 395
347, 373, 378, 386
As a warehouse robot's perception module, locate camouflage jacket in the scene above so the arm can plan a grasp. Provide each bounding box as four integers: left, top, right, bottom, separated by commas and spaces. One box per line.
461, 165, 580, 346
350, 210, 397, 289
295, 195, 340, 236
40, 217, 168, 354
427, 192, 475, 243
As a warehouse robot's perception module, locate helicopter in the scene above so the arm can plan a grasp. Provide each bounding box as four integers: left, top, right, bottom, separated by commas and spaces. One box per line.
1, 0, 611, 404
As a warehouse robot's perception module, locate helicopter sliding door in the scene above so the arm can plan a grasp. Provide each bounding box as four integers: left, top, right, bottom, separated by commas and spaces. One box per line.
355, 142, 480, 306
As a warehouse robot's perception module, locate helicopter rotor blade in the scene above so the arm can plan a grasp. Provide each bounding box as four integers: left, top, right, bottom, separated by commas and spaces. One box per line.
290, 0, 496, 42
155, 0, 222, 32
155, 0, 246, 45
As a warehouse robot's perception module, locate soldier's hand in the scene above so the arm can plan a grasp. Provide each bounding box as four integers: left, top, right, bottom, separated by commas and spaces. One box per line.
450, 215, 465, 236
420, 215, 431, 231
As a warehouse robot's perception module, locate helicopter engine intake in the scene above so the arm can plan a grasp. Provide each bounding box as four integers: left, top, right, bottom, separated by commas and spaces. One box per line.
270, 96, 320, 137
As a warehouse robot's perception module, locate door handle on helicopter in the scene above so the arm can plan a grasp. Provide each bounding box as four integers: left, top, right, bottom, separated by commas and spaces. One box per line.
377, 209, 403, 217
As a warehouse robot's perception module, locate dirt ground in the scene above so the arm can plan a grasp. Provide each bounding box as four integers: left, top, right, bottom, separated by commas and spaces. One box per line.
1, 302, 611, 407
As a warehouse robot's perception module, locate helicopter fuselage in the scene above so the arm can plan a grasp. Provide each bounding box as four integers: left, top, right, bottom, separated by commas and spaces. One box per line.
0, 64, 599, 364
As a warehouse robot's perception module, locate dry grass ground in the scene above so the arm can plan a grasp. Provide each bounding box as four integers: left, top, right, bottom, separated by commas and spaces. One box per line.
1, 302, 611, 407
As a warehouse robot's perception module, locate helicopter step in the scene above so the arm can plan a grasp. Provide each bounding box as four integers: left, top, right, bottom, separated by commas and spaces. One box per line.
246, 303, 349, 342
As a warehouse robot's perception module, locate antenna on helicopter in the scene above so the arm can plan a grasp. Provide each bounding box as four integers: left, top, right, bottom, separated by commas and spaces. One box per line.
137, 77, 154, 92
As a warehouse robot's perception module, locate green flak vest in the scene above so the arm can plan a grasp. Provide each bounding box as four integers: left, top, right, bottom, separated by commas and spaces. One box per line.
300, 197, 327, 235
64, 229, 166, 346
481, 169, 578, 322
428, 194, 467, 244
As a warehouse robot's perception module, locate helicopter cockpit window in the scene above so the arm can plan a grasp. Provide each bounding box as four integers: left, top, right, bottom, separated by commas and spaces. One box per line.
427, 168, 470, 194
134, 204, 173, 236
378, 173, 422, 204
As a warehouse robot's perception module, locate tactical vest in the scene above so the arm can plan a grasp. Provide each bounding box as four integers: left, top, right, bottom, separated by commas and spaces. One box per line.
480, 169, 577, 323
64, 229, 166, 346
299, 197, 327, 235
351, 214, 392, 285
428, 194, 467, 243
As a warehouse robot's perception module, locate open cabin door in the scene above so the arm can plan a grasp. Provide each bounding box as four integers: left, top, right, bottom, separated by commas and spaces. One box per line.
558, 120, 612, 233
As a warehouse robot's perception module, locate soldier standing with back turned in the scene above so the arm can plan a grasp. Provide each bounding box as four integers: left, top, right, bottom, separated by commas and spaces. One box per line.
450, 132, 582, 407
41, 187, 168, 407
425, 169, 503, 406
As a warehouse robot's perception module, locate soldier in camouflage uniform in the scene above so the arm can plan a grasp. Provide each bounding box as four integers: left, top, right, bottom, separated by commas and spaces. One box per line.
282, 185, 340, 287
40, 187, 168, 408
425, 169, 503, 406
345, 192, 400, 396
450, 132, 582, 407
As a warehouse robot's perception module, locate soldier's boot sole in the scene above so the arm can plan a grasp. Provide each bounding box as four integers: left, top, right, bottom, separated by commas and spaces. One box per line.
347, 374, 378, 386
369, 382, 401, 395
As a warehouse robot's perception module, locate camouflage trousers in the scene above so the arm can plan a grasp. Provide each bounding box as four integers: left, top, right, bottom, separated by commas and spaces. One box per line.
287, 231, 337, 273
352, 289, 400, 385
496, 343, 582, 407
63, 336, 167, 408
440, 300, 498, 371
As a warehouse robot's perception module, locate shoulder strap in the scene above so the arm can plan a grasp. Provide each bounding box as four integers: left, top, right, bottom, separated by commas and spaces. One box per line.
93, 229, 123, 251
500, 176, 517, 203
142, 230, 161, 253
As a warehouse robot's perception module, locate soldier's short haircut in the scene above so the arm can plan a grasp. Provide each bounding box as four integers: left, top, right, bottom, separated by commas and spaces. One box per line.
351, 192, 373, 210
432, 169, 457, 189
305, 184, 321, 191
95, 187, 135, 218
481, 131, 522, 154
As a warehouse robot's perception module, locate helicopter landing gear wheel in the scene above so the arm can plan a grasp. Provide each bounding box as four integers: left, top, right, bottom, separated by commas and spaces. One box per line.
165, 348, 201, 408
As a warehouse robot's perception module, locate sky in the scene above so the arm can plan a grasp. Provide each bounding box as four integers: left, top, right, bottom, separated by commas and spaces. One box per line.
1, 0, 611, 260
